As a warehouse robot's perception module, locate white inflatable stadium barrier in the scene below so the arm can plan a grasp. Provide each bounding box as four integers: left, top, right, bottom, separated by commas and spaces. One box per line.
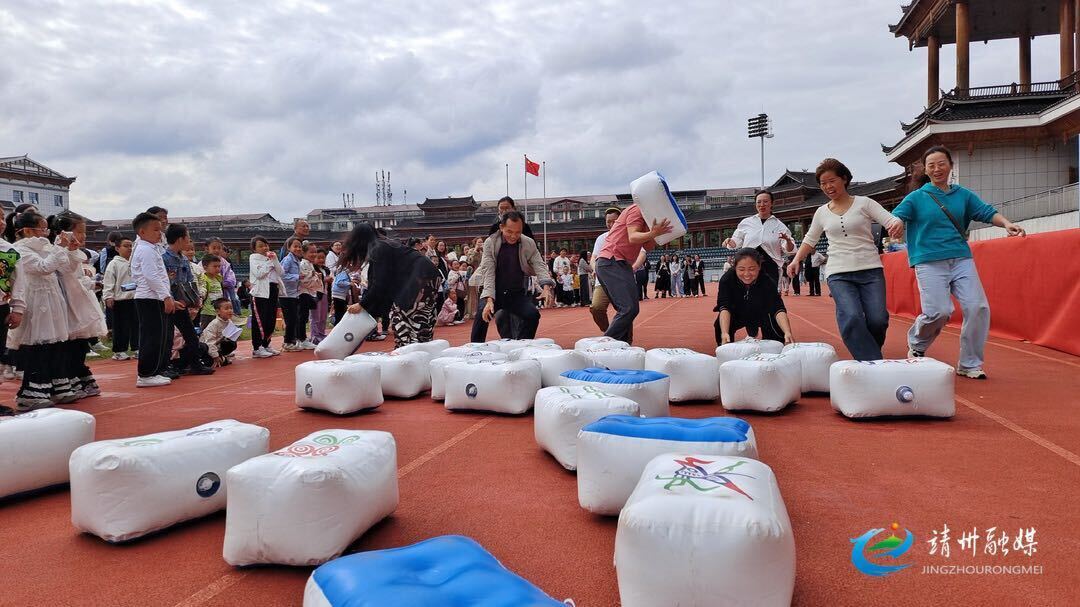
345, 351, 431, 398
70, 420, 269, 543
616, 454, 795, 607
295, 360, 383, 415
223, 430, 397, 566
629, 171, 688, 246
576, 416, 758, 515
715, 337, 785, 365
507, 343, 563, 361
515, 347, 591, 386
303, 535, 567, 607
782, 342, 839, 393
533, 386, 641, 470
830, 358, 956, 418
574, 336, 629, 352
440, 342, 503, 358
429, 351, 509, 401
557, 369, 670, 418
394, 339, 450, 358
719, 353, 801, 413
582, 345, 646, 370
314, 311, 377, 360
487, 338, 557, 355
644, 348, 720, 402
0, 409, 95, 499
443, 359, 543, 414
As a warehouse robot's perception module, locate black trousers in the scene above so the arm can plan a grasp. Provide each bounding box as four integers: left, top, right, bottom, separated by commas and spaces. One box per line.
252, 285, 279, 350
170, 309, 200, 370
470, 289, 541, 343
696, 274, 706, 295
280, 297, 299, 344
332, 297, 347, 325
112, 299, 139, 352
298, 293, 316, 341
635, 270, 648, 300
0, 304, 9, 365
135, 299, 170, 378
756, 246, 780, 288
805, 267, 821, 296
791, 270, 801, 295
714, 313, 785, 347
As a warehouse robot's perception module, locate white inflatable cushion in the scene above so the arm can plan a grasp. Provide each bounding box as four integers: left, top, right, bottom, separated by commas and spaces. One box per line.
0, 408, 95, 499
715, 337, 785, 365
644, 348, 720, 402
444, 359, 543, 414
514, 347, 591, 386
577, 416, 758, 515
583, 345, 646, 370
303, 535, 565, 607
315, 311, 377, 360
393, 339, 450, 358
574, 336, 629, 352
782, 342, 839, 393
558, 368, 670, 417
507, 343, 563, 361
223, 430, 397, 566
440, 342, 504, 358
719, 353, 801, 413
70, 420, 269, 542
430, 351, 509, 401
616, 454, 795, 607
533, 386, 641, 471
345, 351, 431, 398
830, 358, 955, 418
295, 360, 383, 415
487, 337, 556, 354
629, 171, 688, 246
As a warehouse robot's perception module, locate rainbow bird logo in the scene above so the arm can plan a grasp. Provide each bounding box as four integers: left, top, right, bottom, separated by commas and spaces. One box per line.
654, 457, 755, 500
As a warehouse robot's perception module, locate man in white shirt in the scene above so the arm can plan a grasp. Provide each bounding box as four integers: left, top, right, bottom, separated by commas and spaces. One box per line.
723, 191, 795, 284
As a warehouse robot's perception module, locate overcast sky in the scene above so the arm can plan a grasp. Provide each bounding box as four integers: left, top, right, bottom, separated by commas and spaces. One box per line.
2, 0, 1061, 221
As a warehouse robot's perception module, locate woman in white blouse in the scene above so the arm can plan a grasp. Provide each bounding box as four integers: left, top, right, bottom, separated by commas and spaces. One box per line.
786, 158, 903, 360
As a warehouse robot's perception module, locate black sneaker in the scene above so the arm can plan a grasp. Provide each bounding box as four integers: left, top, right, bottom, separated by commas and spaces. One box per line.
160, 369, 181, 380
188, 365, 216, 376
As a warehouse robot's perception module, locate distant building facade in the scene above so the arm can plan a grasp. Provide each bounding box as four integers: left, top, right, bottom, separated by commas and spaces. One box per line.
0, 155, 75, 215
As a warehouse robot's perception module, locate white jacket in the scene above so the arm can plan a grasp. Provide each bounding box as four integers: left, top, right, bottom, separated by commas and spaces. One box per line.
102, 256, 134, 303
248, 253, 286, 299
9, 237, 82, 347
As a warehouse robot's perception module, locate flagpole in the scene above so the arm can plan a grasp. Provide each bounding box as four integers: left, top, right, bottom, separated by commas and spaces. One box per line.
523, 154, 527, 214
542, 161, 548, 254
505, 163, 509, 196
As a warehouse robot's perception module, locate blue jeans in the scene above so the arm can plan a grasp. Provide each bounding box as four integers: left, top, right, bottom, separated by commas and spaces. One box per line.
908, 257, 989, 370
827, 268, 889, 361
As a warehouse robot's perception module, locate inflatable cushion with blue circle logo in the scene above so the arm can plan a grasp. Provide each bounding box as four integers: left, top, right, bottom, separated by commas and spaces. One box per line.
576, 416, 759, 515
558, 368, 670, 417
303, 535, 567, 607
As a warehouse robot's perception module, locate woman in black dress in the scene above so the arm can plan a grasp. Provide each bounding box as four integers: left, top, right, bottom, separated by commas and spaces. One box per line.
654, 254, 671, 298
714, 248, 794, 346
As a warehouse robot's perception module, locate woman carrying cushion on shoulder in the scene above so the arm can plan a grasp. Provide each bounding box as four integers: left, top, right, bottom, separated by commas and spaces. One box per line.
786, 158, 903, 361
890, 146, 1025, 379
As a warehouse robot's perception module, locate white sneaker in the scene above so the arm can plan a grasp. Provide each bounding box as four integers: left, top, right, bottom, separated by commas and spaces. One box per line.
957, 368, 988, 379
112, 352, 130, 361
136, 375, 172, 387
252, 348, 272, 358
131, 350, 139, 359
85, 351, 101, 359
283, 342, 302, 352
266, 347, 282, 356
92, 342, 108, 353
300, 340, 317, 350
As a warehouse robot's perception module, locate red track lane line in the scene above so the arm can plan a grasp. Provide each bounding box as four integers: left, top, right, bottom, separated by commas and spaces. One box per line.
632, 300, 679, 328
169, 417, 495, 607
786, 310, 1080, 470
94, 375, 271, 416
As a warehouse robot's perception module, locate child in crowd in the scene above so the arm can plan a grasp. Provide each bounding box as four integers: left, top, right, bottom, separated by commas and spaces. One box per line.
183, 241, 203, 279
331, 267, 351, 325
558, 267, 575, 306
163, 224, 213, 376
206, 238, 240, 313
436, 288, 460, 326
238, 279, 251, 313
279, 236, 303, 352
130, 212, 175, 387
199, 298, 238, 367
248, 236, 285, 358
0, 225, 19, 386
9, 211, 105, 409
296, 242, 320, 350
308, 248, 331, 344
102, 236, 138, 360
198, 254, 225, 330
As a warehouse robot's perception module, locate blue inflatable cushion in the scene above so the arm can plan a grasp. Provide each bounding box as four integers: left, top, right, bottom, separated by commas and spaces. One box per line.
581, 415, 750, 443
310, 535, 564, 607
560, 368, 668, 384
656, 171, 689, 230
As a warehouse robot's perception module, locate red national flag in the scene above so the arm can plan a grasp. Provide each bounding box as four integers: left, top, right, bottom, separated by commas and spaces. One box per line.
525, 156, 540, 176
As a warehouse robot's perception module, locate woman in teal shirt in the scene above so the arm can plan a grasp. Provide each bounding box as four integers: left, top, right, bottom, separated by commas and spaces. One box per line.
892, 146, 1026, 379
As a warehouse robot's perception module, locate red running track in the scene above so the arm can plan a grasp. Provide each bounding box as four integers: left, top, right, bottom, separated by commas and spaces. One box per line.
1, 291, 1078, 607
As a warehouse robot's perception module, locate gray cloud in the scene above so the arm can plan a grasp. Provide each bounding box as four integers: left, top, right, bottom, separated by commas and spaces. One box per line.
0, 0, 1060, 222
